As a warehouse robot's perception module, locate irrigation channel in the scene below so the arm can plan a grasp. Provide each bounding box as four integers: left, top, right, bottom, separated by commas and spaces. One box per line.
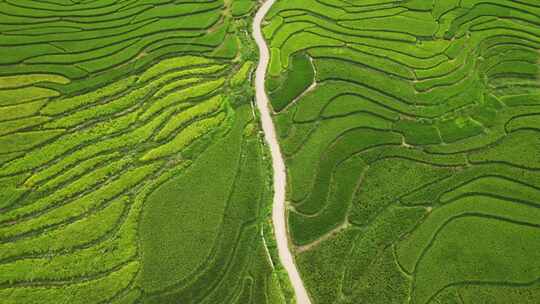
253, 1, 312, 303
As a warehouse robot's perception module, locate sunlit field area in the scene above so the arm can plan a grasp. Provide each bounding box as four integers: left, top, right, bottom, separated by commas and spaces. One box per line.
0, 1, 292, 303
264, 0, 540, 303
1, 0, 539, 303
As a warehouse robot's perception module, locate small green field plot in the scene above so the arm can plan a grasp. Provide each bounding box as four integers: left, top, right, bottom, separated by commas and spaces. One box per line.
0, 1, 290, 303
265, 0, 540, 303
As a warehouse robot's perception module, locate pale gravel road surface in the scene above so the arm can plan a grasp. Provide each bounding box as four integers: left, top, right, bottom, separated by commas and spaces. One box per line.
252, 1, 312, 303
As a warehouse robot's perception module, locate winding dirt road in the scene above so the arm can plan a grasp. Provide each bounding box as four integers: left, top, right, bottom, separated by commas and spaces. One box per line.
252, 1, 311, 303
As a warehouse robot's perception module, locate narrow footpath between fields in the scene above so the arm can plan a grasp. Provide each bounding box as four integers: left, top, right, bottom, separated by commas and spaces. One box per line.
252, 1, 312, 303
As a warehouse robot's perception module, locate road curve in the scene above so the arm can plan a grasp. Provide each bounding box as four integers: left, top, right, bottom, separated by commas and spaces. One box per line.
252, 1, 312, 304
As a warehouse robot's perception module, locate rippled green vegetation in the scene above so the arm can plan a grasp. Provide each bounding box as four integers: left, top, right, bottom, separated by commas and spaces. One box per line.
0, 1, 291, 303
265, 0, 540, 303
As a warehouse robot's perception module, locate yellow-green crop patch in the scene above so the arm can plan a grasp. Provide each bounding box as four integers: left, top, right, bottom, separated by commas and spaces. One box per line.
0, 1, 290, 303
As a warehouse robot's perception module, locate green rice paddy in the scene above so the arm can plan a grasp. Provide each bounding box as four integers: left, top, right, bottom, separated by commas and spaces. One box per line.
1, 0, 539, 303
0, 0, 291, 303
264, 0, 540, 303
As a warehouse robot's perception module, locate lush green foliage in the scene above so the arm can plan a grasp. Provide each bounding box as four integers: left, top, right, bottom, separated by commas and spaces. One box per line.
268, 52, 315, 112
265, 0, 540, 303
0, 1, 288, 303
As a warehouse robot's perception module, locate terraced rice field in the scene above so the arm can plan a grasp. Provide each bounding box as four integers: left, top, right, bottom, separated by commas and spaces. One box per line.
264, 0, 540, 303
2, 0, 540, 303
0, 1, 294, 303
